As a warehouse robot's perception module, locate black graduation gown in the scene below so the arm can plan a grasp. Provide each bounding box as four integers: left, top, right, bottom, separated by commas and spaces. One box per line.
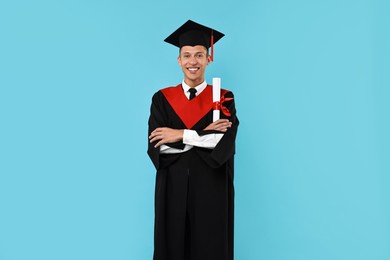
147, 84, 239, 260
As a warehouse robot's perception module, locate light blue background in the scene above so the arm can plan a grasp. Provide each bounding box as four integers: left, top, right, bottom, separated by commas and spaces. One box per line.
1, 0, 389, 259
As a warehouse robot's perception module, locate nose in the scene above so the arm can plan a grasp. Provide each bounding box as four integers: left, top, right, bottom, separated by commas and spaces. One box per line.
189, 56, 197, 64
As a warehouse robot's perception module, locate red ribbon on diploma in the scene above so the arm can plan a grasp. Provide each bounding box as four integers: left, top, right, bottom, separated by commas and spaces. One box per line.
213, 96, 234, 117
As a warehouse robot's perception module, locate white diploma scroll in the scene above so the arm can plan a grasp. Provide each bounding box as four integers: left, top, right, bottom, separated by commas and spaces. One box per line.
212, 77, 221, 122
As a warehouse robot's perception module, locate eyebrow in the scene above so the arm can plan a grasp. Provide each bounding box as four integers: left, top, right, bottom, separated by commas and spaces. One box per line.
182, 52, 206, 55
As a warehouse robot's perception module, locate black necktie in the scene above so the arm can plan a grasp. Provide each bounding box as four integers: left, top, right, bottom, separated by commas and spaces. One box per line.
189, 88, 197, 100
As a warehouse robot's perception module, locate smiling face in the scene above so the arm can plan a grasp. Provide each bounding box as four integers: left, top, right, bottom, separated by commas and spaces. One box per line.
178, 45, 211, 88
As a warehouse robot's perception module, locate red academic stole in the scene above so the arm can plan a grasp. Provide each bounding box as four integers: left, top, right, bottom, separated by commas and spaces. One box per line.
161, 84, 230, 129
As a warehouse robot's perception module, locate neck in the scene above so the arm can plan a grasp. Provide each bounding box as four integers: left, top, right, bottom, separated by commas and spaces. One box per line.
184, 78, 204, 88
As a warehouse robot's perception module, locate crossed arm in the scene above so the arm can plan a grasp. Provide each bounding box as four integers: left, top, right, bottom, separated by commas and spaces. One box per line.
149, 119, 232, 148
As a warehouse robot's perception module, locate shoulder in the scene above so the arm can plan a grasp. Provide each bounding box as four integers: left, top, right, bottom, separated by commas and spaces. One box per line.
221, 88, 235, 98
151, 84, 181, 102
160, 84, 182, 94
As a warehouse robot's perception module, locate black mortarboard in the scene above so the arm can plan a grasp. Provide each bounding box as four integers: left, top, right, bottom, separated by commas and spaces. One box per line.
164, 20, 225, 61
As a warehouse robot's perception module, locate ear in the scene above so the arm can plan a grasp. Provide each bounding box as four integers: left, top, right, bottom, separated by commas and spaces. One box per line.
178, 56, 182, 66
207, 55, 211, 65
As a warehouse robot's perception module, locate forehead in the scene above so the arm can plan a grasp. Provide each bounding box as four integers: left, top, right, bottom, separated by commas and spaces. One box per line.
180, 45, 208, 53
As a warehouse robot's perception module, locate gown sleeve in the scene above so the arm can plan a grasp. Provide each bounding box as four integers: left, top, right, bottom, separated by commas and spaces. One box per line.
147, 91, 184, 169
195, 91, 239, 168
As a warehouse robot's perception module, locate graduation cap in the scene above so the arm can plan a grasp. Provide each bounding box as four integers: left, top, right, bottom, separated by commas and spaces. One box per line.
164, 20, 225, 61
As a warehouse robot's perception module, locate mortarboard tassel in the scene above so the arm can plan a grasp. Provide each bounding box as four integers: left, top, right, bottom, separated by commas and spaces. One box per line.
210, 30, 214, 62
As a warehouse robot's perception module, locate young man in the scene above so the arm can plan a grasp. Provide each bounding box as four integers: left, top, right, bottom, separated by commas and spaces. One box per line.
148, 20, 239, 260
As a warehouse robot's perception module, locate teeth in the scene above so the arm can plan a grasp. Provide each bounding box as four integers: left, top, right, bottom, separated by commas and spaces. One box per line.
188, 68, 199, 71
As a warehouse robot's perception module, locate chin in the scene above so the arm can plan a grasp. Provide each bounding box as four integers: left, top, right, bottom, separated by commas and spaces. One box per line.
188, 77, 201, 82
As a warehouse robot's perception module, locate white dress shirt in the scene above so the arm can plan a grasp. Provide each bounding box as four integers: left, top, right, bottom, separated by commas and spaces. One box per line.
160, 80, 224, 154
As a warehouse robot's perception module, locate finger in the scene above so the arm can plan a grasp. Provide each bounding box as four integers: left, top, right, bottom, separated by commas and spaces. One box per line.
215, 123, 230, 129
215, 120, 230, 126
218, 124, 231, 131
151, 128, 162, 135
150, 135, 163, 143
153, 127, 167, 133
154, 139, 165, 148
149, 131, 162, 139
217, 127, 227, 132
217, 119, 229, 123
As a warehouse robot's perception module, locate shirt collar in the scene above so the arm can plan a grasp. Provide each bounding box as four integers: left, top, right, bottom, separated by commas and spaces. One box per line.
182, 80, 208, 96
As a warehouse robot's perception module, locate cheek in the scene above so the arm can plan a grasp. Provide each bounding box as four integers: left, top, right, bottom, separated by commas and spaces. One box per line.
197, 58, 207, 65
179, 58, 188, 66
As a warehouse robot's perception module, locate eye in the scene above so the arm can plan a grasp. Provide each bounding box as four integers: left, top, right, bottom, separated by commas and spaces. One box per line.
197, 53, 204, 58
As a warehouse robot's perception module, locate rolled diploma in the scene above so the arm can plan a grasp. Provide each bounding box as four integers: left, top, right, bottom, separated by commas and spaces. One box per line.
212, 77, 221, 122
